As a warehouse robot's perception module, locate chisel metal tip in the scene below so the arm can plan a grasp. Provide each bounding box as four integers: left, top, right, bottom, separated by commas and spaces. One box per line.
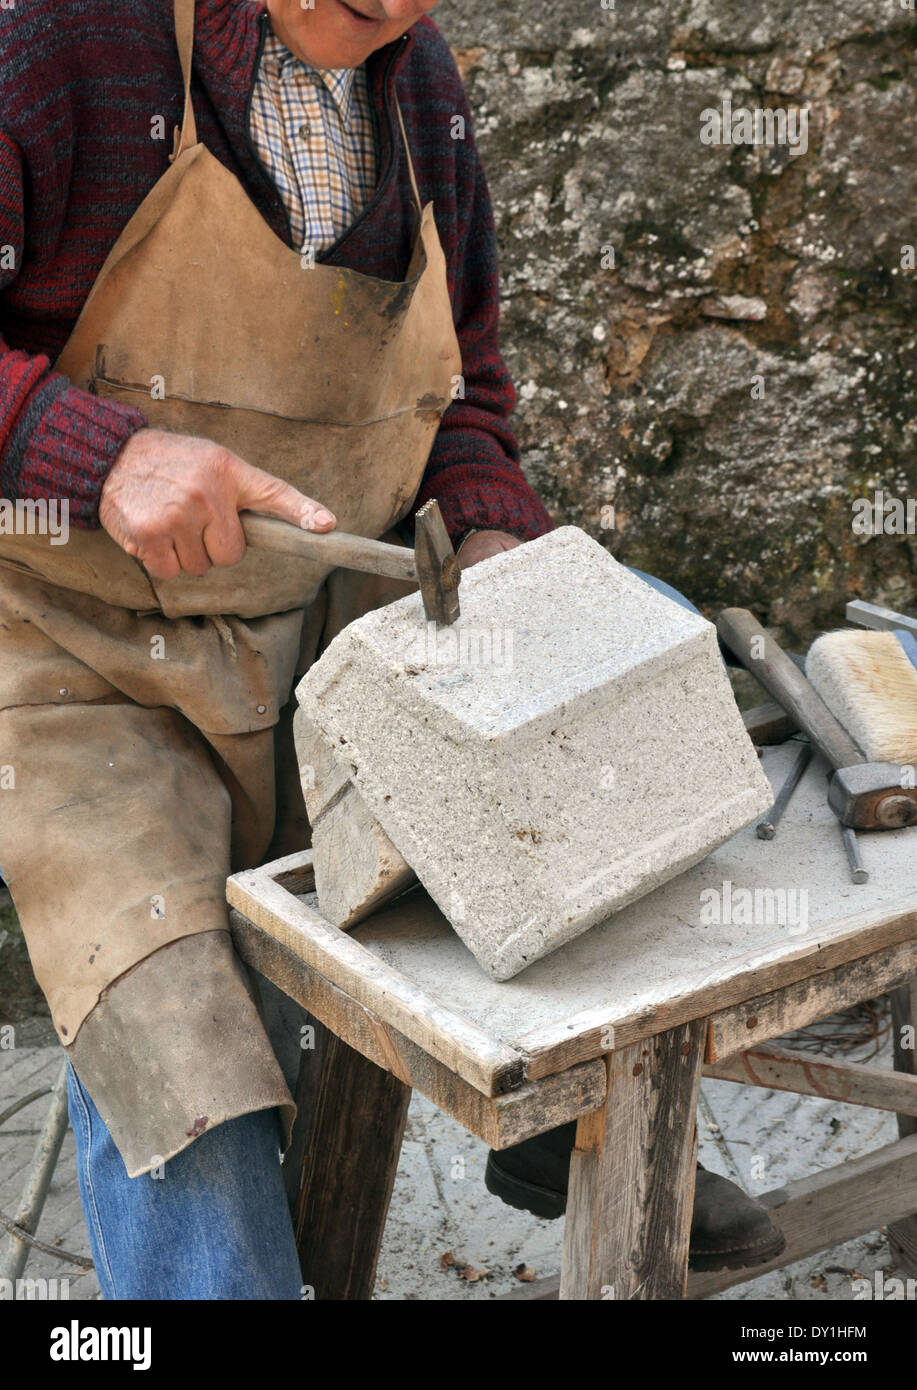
755, 739, 813, 841
840, 824, 869, 884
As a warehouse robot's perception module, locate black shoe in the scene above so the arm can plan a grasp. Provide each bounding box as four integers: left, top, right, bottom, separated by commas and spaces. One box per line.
485, 1123, 575, 1221
689, 1164, 786, 1271
485, 1127, 786, 1272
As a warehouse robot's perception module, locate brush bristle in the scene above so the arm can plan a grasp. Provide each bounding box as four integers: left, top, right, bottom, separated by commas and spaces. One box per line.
806, 629, 917, 765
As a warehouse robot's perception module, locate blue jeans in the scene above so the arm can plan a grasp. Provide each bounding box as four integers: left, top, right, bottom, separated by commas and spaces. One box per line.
628, 566, 702, 617
66, 1061, 302, 1300
63, 565, 699, 1302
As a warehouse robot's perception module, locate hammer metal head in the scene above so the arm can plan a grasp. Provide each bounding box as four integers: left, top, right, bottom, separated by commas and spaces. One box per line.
828, 762, 917, 829
413, 499, 461, 626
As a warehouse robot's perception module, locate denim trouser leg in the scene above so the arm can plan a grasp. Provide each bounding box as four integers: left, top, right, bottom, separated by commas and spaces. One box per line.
626, 565, 742, 671
626, 565, 702, 618
66, 1059, 303, 1300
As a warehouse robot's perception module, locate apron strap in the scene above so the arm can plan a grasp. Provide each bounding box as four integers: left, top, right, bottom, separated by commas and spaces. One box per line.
170, 0, 198, 163
167, 4, 419, 216
394, 95, 424, 221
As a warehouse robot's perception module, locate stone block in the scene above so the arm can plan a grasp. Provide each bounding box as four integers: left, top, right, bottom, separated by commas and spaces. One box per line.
296, 527, 772, 980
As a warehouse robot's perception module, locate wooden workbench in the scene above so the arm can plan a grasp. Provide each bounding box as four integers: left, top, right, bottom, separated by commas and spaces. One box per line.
228, 743, 917, 1300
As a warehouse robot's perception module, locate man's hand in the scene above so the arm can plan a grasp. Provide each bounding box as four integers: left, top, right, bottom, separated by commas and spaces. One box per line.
456, 529, 522, 569
99, 428, 336, 580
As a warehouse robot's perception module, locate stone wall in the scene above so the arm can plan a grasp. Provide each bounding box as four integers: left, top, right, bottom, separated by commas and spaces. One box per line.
435, 0, 917, 642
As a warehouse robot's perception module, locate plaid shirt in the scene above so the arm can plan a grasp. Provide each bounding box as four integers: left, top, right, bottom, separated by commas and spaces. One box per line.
248, 27, 377, 256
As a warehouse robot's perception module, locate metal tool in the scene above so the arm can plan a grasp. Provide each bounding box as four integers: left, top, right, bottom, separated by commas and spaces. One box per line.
240, 497, 461, 626
756, 739, 813, 839
846, 599, 917, 639
840, 824, 869, 884
717, 608, 917, 831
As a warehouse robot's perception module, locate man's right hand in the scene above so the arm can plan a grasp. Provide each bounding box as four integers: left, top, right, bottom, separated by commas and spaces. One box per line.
99, 428, 336, 581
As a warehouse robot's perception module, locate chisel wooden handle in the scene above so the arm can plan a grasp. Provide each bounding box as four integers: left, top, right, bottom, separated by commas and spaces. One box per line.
240, 512, 419, 584
716, 607, 865, 771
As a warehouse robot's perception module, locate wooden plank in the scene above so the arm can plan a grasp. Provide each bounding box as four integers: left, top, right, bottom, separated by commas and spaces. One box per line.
560, 1019, 706, 1300
705, 1043, 917, 1116
688, 1131, 917, 1298
289, 1019, 411, 1300
888, 977, 917, 1273
271, 849, 316, 896
281, 1006, 324, 1220
231, 912, 606, 1147
228, 853, 524, 1097
743, 701, 799, 744
704, 937, 917, 1062
521, 913, 917, 1080
486, 1064, 606, 1151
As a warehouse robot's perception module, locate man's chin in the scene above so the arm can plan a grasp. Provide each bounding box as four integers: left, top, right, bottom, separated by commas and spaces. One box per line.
282, 0, 408, 68
283, 31, 400, 70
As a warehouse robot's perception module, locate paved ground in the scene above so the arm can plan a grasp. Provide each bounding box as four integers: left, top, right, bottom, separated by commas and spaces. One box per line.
1, 1000, 913, 1302
376, 1003, 914, 1301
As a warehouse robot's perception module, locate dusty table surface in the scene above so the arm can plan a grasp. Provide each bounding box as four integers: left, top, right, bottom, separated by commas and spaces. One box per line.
341, 742, 917, 1058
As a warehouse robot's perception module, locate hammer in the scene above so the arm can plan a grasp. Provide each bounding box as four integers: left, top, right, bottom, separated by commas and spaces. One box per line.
240, 497, 461, 626
717, 607, 917, 831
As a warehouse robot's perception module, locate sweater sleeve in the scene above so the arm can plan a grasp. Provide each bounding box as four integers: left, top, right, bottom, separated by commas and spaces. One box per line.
412, 66, 554, 545
0, 131, 147, 528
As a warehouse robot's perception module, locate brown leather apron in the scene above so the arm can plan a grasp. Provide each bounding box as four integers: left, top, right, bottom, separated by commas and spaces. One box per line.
0, 0, 460, 1176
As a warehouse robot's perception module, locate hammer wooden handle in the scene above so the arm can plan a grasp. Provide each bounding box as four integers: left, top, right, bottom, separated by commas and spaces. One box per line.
241, 499, 462, 626
716, 608, 865, 772
240, 513, 419, 584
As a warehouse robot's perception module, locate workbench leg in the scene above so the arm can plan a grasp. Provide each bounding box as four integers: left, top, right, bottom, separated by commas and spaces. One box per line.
285, 1014, 411, 1300
560, 1018, 706, 1300
888, 978, 917, 1275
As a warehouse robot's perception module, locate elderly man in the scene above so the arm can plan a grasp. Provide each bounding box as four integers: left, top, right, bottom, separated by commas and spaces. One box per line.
0, 0, 782, 1298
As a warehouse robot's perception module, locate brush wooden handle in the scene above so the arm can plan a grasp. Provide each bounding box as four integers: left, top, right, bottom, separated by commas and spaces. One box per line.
240, 513, 419, 584
716, 608, 865, 771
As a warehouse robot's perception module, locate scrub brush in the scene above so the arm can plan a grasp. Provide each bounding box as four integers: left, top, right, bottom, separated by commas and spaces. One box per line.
805, 627, 917, 766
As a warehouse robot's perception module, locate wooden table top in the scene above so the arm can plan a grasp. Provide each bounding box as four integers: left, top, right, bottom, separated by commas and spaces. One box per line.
228, 744, 917, 1094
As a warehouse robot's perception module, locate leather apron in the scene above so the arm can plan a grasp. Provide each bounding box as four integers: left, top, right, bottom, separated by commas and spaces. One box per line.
0, 0, 461, 1176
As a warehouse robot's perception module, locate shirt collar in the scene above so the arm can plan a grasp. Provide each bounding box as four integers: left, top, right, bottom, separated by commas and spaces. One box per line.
262, 26, 359, 128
